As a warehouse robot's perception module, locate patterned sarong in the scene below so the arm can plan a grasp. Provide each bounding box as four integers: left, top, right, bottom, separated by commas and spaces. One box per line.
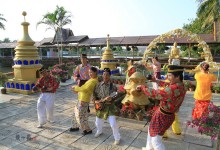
149, 109, 175, 136
72, 101, 90, 131
192, 100, 210, 119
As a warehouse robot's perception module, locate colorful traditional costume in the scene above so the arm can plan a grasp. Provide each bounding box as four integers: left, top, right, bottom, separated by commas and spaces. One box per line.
152, 61, 161, 80
73, 63, 91, 86
73, 54, 91, 114
35, 73, 60, 126
140, 65, 186, 150
149, 57, 161, 90
71, 77, 98, 132
192, 72, 217, 119
93, 81, 120, 142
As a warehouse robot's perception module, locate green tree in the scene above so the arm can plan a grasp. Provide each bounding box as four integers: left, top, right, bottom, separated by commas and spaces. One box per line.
197, 0, 220, 55
183, 0, 220, 34
36, 5, 72, 64
79, 47, 86, 54
183, 18, 212, 34
196, 0, 220, 44
183, 0, 220, 60
3, 38, 10, 43
115, 46, 123, 51
0, 14, 6, 30
196, 0, 220, 29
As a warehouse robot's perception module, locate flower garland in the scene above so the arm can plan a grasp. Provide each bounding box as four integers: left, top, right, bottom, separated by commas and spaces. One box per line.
142, 28, 213, 62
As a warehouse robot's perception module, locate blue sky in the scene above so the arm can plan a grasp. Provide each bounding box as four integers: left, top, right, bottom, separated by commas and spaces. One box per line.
0, 0, 198, 41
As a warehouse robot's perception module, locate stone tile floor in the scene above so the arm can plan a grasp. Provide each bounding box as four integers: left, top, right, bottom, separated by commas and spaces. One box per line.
0, 84, 219, 150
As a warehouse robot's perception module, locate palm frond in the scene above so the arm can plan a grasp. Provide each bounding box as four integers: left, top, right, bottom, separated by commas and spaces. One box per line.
197, 0, 220, 28
0, 22, 5, 30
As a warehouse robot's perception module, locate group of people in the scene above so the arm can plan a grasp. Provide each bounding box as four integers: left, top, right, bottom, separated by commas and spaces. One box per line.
33, 54, 121, 145
33, 53, 217, 149
70, 54, 120, 145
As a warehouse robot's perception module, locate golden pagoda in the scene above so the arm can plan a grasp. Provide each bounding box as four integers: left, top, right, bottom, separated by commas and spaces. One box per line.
6, 11, 42, 94
99, 34, 119, 75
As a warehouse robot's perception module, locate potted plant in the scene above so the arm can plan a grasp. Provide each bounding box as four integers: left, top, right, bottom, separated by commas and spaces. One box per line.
212, 83, 220, 94
65, 61, 75, 80
184, 80, 191, 91
50, 63, 69, 82
0, 72, 8, 94
187, 102, 220, 150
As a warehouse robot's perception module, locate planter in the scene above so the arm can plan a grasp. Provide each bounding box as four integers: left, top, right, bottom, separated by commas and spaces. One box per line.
1, 88, 7, 94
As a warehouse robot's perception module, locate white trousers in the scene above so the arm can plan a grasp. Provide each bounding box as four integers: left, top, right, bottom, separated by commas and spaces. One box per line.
37, 93, 55, 124
146, 127, 165, 150
95, 116, 120, 141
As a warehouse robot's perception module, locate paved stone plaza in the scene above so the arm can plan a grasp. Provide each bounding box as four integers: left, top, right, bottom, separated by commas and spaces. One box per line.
0, 82, 220, 150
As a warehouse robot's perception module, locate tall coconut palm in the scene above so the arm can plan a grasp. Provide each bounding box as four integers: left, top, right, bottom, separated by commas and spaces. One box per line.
0, 14, 7, 30
36, 5, 72, 64
196, 0, 220, 29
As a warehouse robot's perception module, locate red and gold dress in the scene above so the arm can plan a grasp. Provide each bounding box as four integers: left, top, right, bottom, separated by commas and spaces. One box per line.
192, 72, 217, 119
140, 81, 186, 136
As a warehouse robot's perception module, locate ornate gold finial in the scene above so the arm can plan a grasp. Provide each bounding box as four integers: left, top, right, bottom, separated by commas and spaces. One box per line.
106, 34, 110, 49
173, 42, 177, 47
22, 11, 27, 22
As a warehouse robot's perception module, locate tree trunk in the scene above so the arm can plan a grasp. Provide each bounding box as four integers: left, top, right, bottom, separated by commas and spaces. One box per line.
60, 27, 63, 64
188, 44, 191, 62
214, 21, 217, 42
55, 29, 61, 64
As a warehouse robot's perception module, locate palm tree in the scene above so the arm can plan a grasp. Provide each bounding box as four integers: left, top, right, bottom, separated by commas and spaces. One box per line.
0, 14, 7, 30
36, 5, 72, 64
196, 0, 220, 40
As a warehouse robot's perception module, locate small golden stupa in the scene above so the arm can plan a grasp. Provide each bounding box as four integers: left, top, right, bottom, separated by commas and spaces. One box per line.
6, 11, 42, 94
99, 34, 119, 75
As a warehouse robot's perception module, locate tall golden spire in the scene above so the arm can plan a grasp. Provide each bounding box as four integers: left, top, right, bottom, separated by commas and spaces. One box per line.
19, 11, 34, 43
99, 34, 119, 75
106, 34, 110, 50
